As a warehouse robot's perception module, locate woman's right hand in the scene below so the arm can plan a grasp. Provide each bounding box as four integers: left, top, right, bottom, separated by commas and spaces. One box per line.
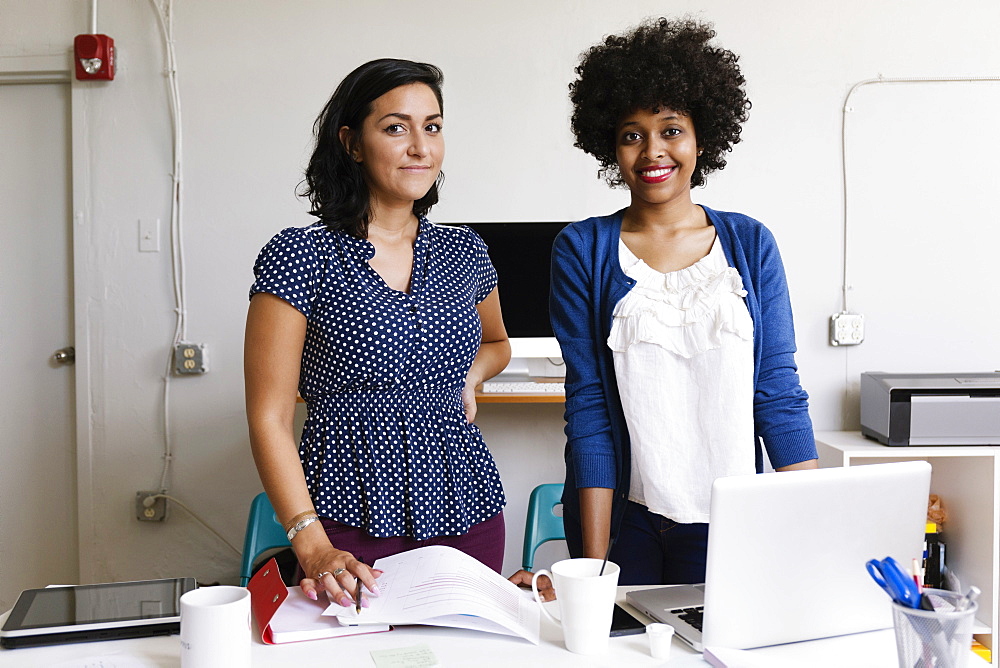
297, 546, 382, 607
508, 569, 555, 601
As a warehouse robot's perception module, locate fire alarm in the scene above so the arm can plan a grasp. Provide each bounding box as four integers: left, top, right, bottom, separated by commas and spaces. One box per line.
74, 34, 115, 80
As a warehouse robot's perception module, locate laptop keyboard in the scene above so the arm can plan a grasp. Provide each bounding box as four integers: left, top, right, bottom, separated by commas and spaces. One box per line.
674, 606, 705, 631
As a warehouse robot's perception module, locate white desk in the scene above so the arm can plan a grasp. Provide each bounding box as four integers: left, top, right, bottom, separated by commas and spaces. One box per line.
0, 587, 984, 667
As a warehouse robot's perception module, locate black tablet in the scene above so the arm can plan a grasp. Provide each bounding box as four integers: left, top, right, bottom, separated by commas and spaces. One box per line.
1, 577, 197, 649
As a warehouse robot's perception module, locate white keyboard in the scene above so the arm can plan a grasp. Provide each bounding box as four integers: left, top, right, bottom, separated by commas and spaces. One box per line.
481, 381, 565, 394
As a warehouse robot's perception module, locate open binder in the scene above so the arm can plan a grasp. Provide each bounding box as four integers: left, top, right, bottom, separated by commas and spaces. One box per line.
247, 556, 390, 644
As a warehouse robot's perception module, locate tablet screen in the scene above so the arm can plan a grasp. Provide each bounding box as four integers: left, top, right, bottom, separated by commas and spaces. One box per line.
4, 578, 196, 633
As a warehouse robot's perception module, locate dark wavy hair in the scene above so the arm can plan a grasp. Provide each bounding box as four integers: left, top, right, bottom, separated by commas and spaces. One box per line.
569, 17, 750, 189
300, 58, 445, 237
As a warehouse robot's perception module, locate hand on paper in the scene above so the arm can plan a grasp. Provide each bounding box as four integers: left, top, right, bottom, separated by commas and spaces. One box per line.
298, 546, 382, 608
508, 569, 555, 601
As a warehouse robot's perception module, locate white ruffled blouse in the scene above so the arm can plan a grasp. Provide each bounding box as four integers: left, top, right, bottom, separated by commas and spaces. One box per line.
609, 237, 756, 524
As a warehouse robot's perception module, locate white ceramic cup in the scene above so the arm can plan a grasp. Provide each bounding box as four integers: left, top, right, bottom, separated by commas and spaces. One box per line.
179, 586, 252, 668
646, 622, 675, 660
531, 558, 620, 655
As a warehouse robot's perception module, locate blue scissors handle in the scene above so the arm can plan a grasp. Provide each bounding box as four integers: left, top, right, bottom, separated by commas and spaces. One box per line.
866, 556, 921, 608
866, 559, 897, 598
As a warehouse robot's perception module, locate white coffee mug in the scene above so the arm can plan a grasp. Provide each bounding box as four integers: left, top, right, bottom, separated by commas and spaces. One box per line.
179, 586, 252, 668
531, 558, 620, 655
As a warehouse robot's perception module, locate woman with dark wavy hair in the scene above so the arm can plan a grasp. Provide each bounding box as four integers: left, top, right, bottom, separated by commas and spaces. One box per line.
552, 18, 817, 587
245, 59, 511, 607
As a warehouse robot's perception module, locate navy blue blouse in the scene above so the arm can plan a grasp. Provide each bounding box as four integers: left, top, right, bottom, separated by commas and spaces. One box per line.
250, 217, 506, 539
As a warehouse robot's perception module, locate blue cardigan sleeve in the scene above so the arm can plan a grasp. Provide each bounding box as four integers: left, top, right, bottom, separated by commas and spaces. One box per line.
750, 226, 816, 468
550, 225, 618, 489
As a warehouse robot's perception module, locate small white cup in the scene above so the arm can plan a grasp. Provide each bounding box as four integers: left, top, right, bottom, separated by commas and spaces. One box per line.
646, 622, 675, 660
179, 586, 252, 668
531, 558, 620, 655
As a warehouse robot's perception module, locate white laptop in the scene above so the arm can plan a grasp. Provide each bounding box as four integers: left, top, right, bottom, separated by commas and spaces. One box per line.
626, 461, 931, 651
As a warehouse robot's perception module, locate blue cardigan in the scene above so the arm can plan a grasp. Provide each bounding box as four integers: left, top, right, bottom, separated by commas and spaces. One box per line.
550, 206, 816, 555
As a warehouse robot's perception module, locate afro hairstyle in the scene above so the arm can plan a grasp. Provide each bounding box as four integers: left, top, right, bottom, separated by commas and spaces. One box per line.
569, 17, 750, 188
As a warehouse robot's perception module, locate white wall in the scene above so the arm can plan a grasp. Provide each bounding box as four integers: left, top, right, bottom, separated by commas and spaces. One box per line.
3, 0, 999, 588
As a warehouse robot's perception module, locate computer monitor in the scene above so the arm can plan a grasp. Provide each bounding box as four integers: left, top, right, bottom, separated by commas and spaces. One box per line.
462, 222, 568, 370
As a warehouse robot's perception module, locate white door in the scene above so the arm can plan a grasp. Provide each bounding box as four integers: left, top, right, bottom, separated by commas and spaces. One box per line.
0, 81, 79, 609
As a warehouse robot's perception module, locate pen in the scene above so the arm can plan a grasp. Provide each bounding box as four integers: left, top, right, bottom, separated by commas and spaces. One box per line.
355, 558, 364, 614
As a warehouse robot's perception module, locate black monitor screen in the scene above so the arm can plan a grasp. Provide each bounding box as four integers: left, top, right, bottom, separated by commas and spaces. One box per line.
463, 222, 569, 338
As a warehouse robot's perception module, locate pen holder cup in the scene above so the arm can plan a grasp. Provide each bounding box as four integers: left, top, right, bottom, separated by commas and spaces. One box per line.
892, 589, 977, 668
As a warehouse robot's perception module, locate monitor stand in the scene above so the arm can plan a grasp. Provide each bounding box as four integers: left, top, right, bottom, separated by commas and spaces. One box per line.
495, 357, 565, 381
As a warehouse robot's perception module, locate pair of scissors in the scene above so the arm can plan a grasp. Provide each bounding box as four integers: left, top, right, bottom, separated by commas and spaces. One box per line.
866, 556, 922, 609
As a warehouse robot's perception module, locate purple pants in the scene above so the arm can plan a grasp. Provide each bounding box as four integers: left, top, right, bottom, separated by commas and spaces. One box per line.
296, 511, 506, 582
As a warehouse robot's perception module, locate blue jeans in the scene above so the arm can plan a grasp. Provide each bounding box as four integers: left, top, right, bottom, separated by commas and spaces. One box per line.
611, 501, 709, 585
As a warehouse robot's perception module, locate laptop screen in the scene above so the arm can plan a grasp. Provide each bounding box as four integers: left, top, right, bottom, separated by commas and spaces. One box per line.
702, 461, 931, 649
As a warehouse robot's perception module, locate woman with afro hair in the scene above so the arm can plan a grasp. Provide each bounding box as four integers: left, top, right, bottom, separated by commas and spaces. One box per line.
552, 18, 817, 586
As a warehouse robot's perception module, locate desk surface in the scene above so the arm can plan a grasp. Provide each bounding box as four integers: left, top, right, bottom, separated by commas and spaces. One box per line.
0, 587, 983, 667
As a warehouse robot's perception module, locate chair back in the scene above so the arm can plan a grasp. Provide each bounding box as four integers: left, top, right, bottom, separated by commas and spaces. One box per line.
522, 483, 566, 571
240, 492, 291, 586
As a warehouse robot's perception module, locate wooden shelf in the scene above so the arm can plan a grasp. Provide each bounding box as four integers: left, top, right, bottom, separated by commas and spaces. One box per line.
475, 392, 564, 404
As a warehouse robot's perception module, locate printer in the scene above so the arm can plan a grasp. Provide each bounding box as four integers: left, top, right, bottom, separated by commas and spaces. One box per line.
861, 372, 1000, 446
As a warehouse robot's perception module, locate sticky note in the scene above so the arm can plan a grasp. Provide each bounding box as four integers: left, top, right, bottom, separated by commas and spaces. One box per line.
370, 643, 440, 668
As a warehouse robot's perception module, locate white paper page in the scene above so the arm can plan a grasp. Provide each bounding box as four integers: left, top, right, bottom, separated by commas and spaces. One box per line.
415, 612, 542, 639
270, 587, 330, 632
270, 587, 388, 641
322, 545, 539, 643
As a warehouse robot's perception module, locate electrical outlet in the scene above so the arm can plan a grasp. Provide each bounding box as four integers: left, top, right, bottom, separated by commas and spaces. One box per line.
830, 312, 865, 346
174, 342, 208, 374
136, 491, 168, 521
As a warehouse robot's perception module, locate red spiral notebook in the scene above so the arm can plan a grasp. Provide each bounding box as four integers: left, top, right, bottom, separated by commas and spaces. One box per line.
247, 557, 391, 644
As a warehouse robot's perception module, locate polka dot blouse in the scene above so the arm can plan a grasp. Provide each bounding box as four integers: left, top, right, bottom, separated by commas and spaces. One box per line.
250, 217, 506, 539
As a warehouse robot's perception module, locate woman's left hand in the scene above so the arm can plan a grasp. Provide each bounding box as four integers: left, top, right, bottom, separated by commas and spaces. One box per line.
461, 380, 479, 423
463, 288, 510, 424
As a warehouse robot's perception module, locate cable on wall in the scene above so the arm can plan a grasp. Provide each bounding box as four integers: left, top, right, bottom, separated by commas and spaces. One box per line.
149, 0, 186, 495
142, 494, 242, 555
839, 75, 1000, 315
147, 0, 239, 556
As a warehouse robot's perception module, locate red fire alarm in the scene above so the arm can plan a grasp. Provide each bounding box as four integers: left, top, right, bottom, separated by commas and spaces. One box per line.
74, 34, 115, 80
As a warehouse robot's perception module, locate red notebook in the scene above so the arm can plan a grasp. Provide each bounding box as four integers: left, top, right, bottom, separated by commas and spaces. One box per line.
247, 557, 390, 644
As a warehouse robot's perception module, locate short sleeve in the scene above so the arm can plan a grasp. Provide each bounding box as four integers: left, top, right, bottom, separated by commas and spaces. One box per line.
249, 226, 322, 317
467, 228, 498, 304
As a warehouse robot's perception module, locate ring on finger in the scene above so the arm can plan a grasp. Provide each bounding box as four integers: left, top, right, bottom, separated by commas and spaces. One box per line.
332, 568, 346, 577
315, 571, 332, 580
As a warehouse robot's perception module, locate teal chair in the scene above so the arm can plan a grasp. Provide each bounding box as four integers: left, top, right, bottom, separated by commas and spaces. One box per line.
240, 492, 291, 586
522, 483, 566, 571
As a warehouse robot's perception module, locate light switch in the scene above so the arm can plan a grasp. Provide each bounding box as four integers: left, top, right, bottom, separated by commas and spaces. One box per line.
139, 218, 160, 252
